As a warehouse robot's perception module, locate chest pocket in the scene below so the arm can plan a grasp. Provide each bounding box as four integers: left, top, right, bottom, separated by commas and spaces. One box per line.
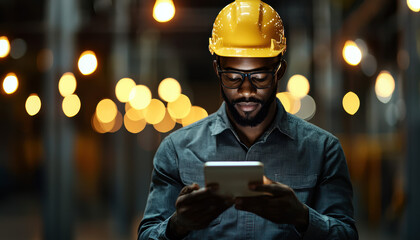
274, 174, 318, 204
179, 162, 205, 187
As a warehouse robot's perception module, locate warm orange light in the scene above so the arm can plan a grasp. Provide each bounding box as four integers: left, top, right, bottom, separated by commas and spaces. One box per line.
153, 109, 176, 133
92, 114, 107, 133
124, 114, 147, 133
276, 92, 300, 114
407, 0, 420, 12
100, 111, 123, 133
2, 73, 19, 94
126, 108, 144, 121
128, 85, 152, 110
62, 94, 81, 117
167, 94, 191, 119
0, 36, 11, 58
58, 72, 77, 97
158, 78, 181, 102
287, 75, 310, 99
375, 71, 395, 103
96, 99, 117, 123
115, 78, 136, 103
343, 40, 362, 66
181, 106, 208, 127
143, 99, 166, 124
153, 0, 176, 23
78, 50, 98, 75
342, 91, 360, 115
25, 94, 41, 116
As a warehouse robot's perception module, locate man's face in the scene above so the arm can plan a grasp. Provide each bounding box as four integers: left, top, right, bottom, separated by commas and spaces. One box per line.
216, 57, 282, 127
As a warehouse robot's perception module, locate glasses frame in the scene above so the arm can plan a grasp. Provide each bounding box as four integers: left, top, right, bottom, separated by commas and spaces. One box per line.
217, 60, 282, 89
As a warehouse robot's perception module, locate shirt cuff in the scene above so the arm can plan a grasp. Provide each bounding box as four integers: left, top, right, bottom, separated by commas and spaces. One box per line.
149, 216, 172, 240
301, 206, 329, 239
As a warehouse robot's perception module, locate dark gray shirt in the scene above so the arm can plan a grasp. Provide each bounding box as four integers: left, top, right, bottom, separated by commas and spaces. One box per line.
138, 100, 358, 239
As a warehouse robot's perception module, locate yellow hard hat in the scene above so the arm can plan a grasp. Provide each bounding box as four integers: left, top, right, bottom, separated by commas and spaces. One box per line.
209, 0, 286, 58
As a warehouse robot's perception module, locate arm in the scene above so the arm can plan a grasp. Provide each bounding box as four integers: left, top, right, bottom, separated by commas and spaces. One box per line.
302, 137, 358, 239
138, 137, 184, 240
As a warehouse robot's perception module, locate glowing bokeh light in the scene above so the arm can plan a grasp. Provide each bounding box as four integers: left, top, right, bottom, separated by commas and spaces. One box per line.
144, 99, 166, 124
158, 78, 181, 102
115, 78, 136, 103
0, 36, 11, 58
153, 0, 176, 23
92, 114, 107, 133
58, 72, 77, 97
276, 92, 300, 114
287, 75, 310, 98
124, 114, 147, 133
167, 94, 192, 119
128, 85, 152, 110
342, 91, 360, 115
10, 38, 27, 59
25, 94, 41, 116
295, 95, 316, 120
126, 108, 144, 121
181, 106, 208, 127
343, 40, 362, 66
2, 73, 18, 94
78, 50, 98, 75
100, 111, 122, 133
407, 0, 420, 12
96, 98, 117, 123
375, 71, 395, 103
153, 109, 176, 133
62, 94, 81, 117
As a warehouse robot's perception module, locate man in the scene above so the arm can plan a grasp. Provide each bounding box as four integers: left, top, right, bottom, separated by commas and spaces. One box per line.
138, 0, 358, 239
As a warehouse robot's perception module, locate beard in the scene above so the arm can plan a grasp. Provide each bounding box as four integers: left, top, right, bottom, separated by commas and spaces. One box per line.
221, 87, 277, 127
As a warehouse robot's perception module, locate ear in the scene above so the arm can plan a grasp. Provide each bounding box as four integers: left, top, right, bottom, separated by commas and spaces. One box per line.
213, 59, 218, 75
276, 58, 287, 81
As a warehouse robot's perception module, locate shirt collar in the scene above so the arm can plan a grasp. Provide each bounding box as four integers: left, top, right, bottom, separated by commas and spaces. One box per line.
210, 99, 294, 140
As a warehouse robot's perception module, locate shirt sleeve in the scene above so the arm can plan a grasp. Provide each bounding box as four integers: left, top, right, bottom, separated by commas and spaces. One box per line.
302, 137, 358, 240
138, 137, 184, 240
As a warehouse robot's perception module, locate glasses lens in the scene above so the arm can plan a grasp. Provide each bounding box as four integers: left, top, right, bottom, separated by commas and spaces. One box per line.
221, 72, 243, 88
250, 73, 272, 88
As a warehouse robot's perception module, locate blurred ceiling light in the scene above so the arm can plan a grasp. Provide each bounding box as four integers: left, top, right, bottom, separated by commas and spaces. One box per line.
2, 73, 18, 94
58, 72, 77, 97
0, 36, 10, 58
407, 0, 420, 12
144, 99, 166, 124
342, 91, 360, 115
25, 94, 41, 116
295, 95, 316, 121
78, 50, 98, 75
96, 98, 117, 123
153, 0, 176, 23
181, 106, 208, 127
124, 114, 147, 133
128, 85, 152, 110
375, 71, 395, 103
167, 94, 192, 119
153, 109, 176, 133
343, 40, 362, 66
276, 92, 300, 114
109, 111, 123, 133
115, 78, 136, 103
62, 94, 81, 117
360, 54, 377, 77
287, 74, 310, 99
36, 49, 54, 72
126, 108, 144, 121
158, 77, 181, 102
10, 38, 27, 59
92, 114, 107, 133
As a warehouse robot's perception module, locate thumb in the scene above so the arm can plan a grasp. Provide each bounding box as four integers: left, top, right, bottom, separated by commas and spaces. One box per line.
180, 183, 200, 196
263, 176, 274, 185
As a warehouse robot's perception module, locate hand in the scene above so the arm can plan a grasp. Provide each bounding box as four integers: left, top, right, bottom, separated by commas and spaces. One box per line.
169, 183, 234, 238
234, 176, 309, 232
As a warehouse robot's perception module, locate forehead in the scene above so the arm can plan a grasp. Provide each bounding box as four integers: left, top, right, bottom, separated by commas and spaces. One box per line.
219, 56, 278, 71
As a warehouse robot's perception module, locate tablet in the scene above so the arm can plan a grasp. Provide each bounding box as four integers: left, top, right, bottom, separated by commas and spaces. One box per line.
204, 161, 265, 197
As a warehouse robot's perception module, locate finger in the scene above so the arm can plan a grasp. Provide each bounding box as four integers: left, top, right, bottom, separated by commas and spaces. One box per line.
180, 183, 200, 195
252, 183, 291, 196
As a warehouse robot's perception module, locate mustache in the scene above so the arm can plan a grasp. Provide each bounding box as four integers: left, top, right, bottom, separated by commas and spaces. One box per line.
232, 97, 263, 105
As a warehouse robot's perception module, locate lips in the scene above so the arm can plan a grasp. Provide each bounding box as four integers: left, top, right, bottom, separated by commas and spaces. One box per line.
235, 102, 260, 113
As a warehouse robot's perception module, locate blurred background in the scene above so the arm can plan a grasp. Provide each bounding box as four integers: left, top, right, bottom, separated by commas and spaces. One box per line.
0, 0, 419, 239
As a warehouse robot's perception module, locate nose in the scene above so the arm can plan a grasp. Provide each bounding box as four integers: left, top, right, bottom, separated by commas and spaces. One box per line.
237, 75, 257, 97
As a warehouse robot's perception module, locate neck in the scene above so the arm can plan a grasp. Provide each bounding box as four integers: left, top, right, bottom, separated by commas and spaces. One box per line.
228, 101, 277, 148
